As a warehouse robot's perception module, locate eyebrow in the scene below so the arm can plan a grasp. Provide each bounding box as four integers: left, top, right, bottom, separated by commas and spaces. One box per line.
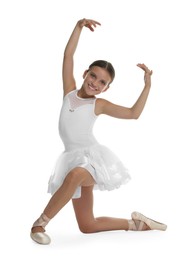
90, 71, 96, 76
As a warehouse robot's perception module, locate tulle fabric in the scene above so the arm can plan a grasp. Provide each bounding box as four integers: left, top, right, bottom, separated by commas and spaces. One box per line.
48, 144, 131, 199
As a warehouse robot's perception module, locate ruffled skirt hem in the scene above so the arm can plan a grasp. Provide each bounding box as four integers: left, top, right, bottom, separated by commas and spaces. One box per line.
48, 144, 131, 199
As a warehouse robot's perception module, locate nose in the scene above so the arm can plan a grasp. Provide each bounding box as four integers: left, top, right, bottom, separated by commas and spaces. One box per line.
91, 81, 98, 90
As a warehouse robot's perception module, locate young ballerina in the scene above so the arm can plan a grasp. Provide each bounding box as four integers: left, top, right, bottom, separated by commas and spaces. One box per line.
30, 18, 167, 245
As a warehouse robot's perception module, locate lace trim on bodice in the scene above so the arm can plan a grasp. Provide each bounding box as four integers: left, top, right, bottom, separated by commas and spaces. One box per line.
67, 90, 95, 111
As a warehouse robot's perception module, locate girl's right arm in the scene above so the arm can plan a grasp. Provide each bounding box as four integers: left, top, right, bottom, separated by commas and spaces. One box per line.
62, 19, 101, 96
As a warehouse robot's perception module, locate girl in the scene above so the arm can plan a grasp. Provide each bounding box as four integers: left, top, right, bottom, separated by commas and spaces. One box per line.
30, 18, 167, 245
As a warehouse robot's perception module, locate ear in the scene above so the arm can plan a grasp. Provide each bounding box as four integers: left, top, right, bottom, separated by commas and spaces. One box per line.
83, 70, 89, 79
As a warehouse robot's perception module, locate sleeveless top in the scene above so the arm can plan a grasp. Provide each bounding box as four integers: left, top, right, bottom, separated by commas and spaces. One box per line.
59, 90, 98, 151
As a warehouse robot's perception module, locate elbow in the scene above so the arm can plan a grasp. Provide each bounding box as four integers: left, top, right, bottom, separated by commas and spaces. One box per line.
124, 114, 139, 120
129, 108, 141, 120
130, 110, 140, 120
63, 50, 73, 59
131, 115, 140, 120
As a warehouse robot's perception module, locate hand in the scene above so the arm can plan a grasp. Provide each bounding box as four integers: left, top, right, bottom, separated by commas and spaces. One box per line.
137, 63, 153, 87
78, 18, 101, 31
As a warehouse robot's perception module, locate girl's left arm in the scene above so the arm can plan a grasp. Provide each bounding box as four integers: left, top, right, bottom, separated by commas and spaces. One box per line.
96, 64, 153, 119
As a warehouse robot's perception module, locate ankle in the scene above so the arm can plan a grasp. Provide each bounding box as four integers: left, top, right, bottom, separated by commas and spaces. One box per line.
128, 219, 137, 230
32, 213, 51, 229
31, 226, 45, 233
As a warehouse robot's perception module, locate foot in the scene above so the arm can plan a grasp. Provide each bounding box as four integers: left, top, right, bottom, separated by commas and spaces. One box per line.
30, 226, 51, 245
128, 219, 150, 231
131, 211, 167, 231
31, 213, 51, 244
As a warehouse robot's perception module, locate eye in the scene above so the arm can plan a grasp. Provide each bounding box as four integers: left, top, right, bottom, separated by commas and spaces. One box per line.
90, 72, 96, 79
100, 80, 106, 86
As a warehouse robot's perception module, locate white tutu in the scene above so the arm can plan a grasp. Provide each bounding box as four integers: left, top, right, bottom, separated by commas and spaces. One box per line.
48, 144, 131, 199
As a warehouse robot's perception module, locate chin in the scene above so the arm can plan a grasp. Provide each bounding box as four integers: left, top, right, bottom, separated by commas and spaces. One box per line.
86, 88, 96, 96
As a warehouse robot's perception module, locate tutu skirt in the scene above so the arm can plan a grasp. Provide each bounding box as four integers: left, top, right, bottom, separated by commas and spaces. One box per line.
48, 144, 131, 199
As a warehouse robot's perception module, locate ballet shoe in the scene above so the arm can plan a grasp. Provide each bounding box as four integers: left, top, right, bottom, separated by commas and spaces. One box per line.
30, 231, 51, 245
131, 211, 167, 231
128, 219, 146, 231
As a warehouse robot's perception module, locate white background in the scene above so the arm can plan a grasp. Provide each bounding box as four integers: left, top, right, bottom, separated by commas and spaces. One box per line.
0, 0, 188, 259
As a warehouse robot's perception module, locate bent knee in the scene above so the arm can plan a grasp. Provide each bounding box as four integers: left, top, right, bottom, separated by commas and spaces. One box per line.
79, 225, 96, 234
65, 168, 86, 185
65, 168, 95, 187
64, 169, 81, 184
79, 223, 96, 234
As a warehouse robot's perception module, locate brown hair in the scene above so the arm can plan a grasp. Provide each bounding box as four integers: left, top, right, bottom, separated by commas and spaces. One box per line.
89, 60, 115, 83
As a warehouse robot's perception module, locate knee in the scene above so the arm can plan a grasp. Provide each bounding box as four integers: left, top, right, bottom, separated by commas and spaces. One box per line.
78, 220, 97, 234
65, 168, 85, 186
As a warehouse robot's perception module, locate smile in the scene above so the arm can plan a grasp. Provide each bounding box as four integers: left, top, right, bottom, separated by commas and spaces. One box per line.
88, 84, 97, 91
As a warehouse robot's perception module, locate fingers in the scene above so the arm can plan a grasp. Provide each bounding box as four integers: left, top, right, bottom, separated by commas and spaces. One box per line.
137, 63, 153, 75
80, 18, 101, 31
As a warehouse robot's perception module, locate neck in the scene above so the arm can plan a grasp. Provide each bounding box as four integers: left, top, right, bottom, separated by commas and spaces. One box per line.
77, 87, 95, 99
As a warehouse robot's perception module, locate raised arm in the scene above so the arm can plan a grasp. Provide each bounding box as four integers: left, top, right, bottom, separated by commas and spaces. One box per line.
62, 19, 101, 96
96, 64, 153, 119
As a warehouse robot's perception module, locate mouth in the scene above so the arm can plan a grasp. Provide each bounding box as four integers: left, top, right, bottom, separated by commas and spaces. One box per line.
88, 84, 97, 91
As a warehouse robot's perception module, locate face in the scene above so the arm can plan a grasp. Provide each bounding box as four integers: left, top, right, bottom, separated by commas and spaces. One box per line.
82, 66, 112, 96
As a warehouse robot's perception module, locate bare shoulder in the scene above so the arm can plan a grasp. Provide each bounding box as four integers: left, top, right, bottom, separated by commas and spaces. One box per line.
95, 98, 111, 116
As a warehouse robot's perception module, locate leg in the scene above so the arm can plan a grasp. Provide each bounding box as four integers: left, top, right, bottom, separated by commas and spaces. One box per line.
72, 186, 149, 233
43, 167, 95, 219
31, 167, 96, 244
